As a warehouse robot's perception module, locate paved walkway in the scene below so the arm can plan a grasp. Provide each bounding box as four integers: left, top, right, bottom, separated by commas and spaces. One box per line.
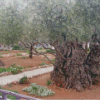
0, 66, 53, 86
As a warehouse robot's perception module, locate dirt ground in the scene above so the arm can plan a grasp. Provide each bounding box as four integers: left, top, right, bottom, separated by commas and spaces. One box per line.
1, 50, 100, 99
0, 50, 24, 54
3, 72, 100, 99
0, 50, 55, 68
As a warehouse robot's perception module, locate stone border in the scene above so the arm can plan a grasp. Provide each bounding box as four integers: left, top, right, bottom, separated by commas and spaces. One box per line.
0, 64, 53, 77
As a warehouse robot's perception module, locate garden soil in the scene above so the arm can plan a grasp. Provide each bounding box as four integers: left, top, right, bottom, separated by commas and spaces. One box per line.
3, 73, 100, 99
0, 53, 55, 68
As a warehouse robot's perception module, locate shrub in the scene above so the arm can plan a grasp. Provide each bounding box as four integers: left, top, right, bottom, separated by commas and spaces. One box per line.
19, 76, 28, 84
0, 54, 3, 58
25, 50, 30, 54
21, 56, 28, 59
40, 62, 46, 65
0, 64, 23, 74
0, 68, 6, 73
8, 84, 12, 87
23, 83, 55, 97
10, 64, 23, 75
46, 79, 51, 86
12, 45, 20, 50
51, 59, 55, 63
17, 53, 22, 56
46, 49, 55, 53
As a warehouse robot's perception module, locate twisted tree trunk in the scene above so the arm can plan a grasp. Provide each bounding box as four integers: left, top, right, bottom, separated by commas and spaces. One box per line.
29, 44, 33, 59
86, 44, 100, 85
51, 41, 92, 91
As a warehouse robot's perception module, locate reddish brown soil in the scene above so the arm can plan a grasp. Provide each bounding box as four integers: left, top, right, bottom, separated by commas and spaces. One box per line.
0, 50, 24, 54
0, 54, 54, 68
3, 73, 100, 99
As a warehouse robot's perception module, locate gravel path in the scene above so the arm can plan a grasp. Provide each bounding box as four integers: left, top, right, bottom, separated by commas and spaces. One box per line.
0, 66, 53, 86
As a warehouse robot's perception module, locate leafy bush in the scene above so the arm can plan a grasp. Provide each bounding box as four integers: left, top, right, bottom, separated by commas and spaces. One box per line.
0, 54, 3, 58
25, 50, 30, 54
0, 64, 23, 74
21, 56, 28, 59
51, 59, 55, 63
8, 84, 12, 87
19, 76, 28, 84
46, 79, 52, 86
17, 53, 22, 56
40, 62, 46, 65
23, 83, 55, 97
46, 49, 55, 53
0, 68, 6, 73
12, 45, 20, 50
10, 64, 23, 74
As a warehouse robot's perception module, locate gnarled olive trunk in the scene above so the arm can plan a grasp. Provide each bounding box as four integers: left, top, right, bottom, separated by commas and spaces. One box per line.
51, 41, 92, 91
29, 44, 33, 59
86, 44, 100, 84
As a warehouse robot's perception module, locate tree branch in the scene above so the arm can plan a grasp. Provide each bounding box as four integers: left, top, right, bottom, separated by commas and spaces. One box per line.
33, 48, 55, 66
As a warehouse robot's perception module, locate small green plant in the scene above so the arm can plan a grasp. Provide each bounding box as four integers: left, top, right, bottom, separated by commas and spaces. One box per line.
19, 76, 28, 84
8, 84, 12, 87
51, 59, 55, 63
27, 66, 31, 68
0, 85, 2, 89
40, 62, 46, 65
23, 83, 55, 97
0, 54, 3, 58
46, 79, 52, 86
17, 53, 22, 56
25, 50, 30, 54
21, 56, 28, 59
0, 68, 6, 73
12, 45, 20, 50
10, 64, 23, 75
0, 64, 23, 74
46, 49, 55, 53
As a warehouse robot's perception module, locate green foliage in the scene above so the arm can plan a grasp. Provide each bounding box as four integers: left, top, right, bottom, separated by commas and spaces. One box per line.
46, 49, 55, 53
16, 53, 22, 56
0, 5, 23, 46
19, 76, 28, 84
21, 56, 28, 59
0, 68, 6, 73
23, 83, 55, 97
12, 45, 20, 50
46, 79, 52, 86
0, 53, 3, 58
10, 64, 23, 74
0, 85, 2, 89
87, 48, 90, 54
40, 62, 46, 66
0, 64, 23, 74
51, 59, 55, 63
8, 84, 12, 87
